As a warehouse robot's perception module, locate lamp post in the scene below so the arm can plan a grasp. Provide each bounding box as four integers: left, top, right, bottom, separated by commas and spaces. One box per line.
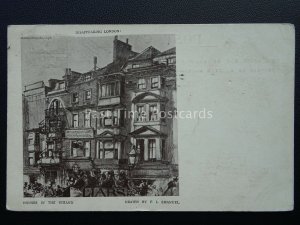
128, 146, 139, 179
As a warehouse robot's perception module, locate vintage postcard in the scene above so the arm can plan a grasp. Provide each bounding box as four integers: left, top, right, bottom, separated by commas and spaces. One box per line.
7, 24, 294, 211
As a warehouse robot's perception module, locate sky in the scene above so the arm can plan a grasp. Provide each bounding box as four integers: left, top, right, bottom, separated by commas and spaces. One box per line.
21, 34, 175, 89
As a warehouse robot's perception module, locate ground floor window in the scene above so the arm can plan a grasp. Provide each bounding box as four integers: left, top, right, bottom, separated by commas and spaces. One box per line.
97, 141, 118, 159
28, 152, 35, 165
84, 141, 90, 157
71, 141, 91, 158
161, 139, 166, 160
148, 139, 156, 160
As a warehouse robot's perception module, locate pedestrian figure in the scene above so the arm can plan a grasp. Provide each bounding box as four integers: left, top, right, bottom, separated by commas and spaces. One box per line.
163, 177, 178, 196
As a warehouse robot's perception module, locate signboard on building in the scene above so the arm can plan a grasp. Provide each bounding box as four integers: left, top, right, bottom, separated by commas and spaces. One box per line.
65, 129, 94, 139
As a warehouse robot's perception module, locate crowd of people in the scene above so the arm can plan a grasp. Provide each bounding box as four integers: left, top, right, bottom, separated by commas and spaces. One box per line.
24, 169, 179, 197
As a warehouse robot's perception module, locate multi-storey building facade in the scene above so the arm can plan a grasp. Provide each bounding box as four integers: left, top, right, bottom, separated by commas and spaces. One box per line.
23, 81, 48, 184
23, 36, 177, 189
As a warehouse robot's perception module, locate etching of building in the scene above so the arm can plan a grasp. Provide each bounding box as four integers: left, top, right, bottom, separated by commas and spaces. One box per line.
23, 36, 177, 188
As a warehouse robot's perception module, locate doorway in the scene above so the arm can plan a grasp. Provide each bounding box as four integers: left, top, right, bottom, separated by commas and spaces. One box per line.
136, 139, 144, 162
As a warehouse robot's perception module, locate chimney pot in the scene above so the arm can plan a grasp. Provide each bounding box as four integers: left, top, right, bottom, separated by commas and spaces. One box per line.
94, 56, 97, 70
126, 38, 128, 44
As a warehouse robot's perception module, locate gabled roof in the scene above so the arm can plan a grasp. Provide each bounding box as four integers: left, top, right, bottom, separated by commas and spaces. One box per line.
155, 47, 176, 57
129, 126, 166, 137
132, 92, 168, 103
128, 46, 161, 61
98, 130, 115, 137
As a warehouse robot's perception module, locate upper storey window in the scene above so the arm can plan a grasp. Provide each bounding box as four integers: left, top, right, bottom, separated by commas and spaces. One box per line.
82, 74, 92, 81
72, 92, 79, 103
151, 77, 159, 89
100, 82, 120, 98
54, 81, 65, 91
138, 78, 146, 89
167, 58, 176, 65
132, 64, 139, 69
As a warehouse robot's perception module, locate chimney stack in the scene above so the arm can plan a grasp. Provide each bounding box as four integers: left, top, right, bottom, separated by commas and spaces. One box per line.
126, 38, 129, 44
94, 56, 97, 71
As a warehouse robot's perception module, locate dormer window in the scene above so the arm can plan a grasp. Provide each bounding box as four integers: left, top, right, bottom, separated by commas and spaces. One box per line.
82, 74, 92, 81
167, 58, 176, 65
54, 81, 65, 90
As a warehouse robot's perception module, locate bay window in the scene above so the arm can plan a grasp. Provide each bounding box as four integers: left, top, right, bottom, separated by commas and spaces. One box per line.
100, 82, 120, 98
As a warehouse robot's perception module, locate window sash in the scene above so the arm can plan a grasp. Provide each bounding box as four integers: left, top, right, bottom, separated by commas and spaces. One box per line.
84, 141, 90, 157
137, 105, 145, 121
148, 139, 156, 159
98, 141, 118, 159
149, 105, 158, 121
84, 111, 91, 127
138, 78, 146, 89
151, 77, 159, 88
73, 114, 78, 127
72, 93, 79, 102
100, 82, 120, 98
100, 110, 119, 127
85, 90, 91, 100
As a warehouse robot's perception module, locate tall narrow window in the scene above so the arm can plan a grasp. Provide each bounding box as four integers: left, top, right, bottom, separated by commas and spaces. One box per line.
137, 105, 145, 122
84, 110, 91, 127
148, 139, 156, 160
101, 85, 106, 98
151, 77, 159, 89
29, 153, 34, 165
72, 92, 79, 103
113, 110, 118, 126
104, 110, 112, 126
149, 104, 158, 121
72, 113, 79, 128
84, 141, 90, 157
110, 82, 115, 96
85, 89, 91, 100
138, 78, 146, 89
71, 141, 79, 157
161, 139, 166, 160
116, 82, 120, 95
